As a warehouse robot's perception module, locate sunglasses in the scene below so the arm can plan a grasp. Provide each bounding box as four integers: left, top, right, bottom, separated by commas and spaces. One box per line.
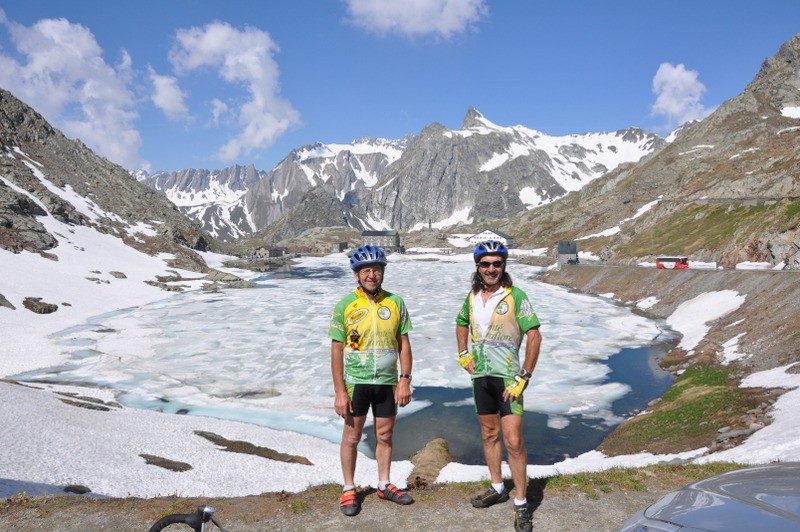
478, 261, 505, 268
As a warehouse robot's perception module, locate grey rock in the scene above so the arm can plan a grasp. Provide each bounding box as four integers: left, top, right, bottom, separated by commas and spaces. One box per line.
0, 293, 15, 310
715, 428, 755, 442
22, 297, 58, 314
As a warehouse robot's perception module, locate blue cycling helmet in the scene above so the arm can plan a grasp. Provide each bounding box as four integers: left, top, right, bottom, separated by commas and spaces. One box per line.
350, 244, 388, 270
473, 240, 508, 262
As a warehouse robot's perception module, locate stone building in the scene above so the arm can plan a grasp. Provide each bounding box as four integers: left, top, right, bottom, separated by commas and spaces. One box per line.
361, 230, 402, 252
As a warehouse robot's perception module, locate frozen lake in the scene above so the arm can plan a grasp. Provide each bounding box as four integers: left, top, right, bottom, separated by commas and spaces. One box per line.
19, 255, 675, 464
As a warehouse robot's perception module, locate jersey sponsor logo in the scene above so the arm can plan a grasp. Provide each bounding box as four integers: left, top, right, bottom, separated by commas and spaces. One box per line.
377, 306, 391, 320
348, 328, 363, 350
496, 301, 509, 315
347, 308, 369, 325
519, 299, 534, 317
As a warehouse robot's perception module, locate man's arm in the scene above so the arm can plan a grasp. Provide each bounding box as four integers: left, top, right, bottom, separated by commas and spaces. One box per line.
331, 340, 352, 416
456, 324, 474, 373
521, 326, 542, 375
395, 333, 412, 407
502, 326, 542, 402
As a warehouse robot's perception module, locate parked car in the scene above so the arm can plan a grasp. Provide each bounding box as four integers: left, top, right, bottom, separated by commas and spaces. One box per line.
619, 462, 800, 531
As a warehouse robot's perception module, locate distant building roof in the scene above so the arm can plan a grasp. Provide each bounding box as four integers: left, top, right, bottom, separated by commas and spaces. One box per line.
362, 230, 399, 236
470, 229, 513, 240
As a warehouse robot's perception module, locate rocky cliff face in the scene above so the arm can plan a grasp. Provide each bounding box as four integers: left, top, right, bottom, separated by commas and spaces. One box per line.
0, 89, 211, 269
501, 33, 800, 269
360, 109, 663, 230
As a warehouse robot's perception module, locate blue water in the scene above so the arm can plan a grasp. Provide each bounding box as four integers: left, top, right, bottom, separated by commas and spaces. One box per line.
371, 344, 674, 465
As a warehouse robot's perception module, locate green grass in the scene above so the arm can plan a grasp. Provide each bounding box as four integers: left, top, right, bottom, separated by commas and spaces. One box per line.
600, 365, 758, 454
289, 501, 310, 513
545, 468, 648, 499
645, 389, 744, 437
660, 365, 730, 402
785, 200, 800, 219
619, 203, 779, 257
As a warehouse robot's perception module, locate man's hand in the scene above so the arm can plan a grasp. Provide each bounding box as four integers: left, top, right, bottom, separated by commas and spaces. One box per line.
334, 390, 353, 417
458, 350, 474, 373
503, 370, 529, 401
395, 378, 412, 407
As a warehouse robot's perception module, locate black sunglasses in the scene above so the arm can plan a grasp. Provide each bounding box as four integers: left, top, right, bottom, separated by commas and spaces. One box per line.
478, 260, 505, 268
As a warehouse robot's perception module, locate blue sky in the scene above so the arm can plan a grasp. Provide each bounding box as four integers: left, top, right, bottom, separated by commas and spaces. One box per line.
1, 1, 798, 173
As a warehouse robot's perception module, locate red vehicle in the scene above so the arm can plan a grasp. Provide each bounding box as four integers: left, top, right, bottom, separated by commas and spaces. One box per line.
656, 256, 689, 269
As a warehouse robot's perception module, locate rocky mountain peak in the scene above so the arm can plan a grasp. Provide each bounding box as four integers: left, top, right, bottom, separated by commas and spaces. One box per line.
418, 121, 450, 139
460, 107, 488, 129
0, 89, 58, 146
753, 33, 800, 86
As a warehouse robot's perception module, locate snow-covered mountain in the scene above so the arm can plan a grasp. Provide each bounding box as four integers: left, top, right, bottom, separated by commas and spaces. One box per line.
135, 164, 264, 241
236, 135, 412, 241
147, 108, 663, 241
356, 108, 664, 232
138, 164, 262, 207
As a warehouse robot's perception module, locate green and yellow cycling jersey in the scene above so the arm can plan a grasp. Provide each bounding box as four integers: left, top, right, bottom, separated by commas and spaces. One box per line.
456, 286, 540, 379
329, 287, 412, 386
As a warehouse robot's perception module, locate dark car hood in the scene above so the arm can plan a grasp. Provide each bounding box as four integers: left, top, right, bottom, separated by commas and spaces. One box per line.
645, 463, 800, 530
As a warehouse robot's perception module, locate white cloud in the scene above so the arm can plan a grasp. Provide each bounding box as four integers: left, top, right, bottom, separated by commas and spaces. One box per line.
344, 0, 488, 39
651, 62, 713, 130
0, 12, 143, 170
168, 21, 300, 162
148, 67, 191, 122
209, 98, 230, 125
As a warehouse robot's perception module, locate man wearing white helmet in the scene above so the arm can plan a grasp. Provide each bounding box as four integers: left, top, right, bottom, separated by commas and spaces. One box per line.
455, 240, 542, 532
329, 244, 414, 516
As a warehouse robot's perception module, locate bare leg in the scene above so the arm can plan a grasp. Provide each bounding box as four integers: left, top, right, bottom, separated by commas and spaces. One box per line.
374, 416, 396, 482
501, 414, 527, 499
340, 414, 367, 486
478, 414, 503, 484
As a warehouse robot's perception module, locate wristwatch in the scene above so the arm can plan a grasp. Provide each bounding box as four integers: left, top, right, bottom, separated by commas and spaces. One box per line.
399, 374, 412, 381
517, 368, 531, 379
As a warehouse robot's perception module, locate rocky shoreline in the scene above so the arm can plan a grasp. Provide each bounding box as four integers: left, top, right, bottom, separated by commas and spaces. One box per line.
538, 265, 800, 375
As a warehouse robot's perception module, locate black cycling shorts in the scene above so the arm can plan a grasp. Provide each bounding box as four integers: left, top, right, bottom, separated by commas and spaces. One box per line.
472, 376, 522, 416
350, 384, 397, 418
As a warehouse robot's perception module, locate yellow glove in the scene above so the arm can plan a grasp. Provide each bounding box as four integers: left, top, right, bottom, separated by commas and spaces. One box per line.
504, 369, 530, 398
457, 349, 473, 369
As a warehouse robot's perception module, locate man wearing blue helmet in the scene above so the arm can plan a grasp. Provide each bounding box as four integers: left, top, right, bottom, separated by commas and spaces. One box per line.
329, 244, 414, 516
455, 240, 542, 532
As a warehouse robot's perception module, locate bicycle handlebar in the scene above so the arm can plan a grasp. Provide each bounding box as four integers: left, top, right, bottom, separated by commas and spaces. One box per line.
148, 504, 230, 532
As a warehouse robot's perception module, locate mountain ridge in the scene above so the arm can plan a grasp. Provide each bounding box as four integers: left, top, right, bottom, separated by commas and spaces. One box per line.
136, 107, 663, 242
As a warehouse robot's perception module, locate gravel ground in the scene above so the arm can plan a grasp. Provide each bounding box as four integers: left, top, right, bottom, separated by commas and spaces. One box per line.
0, 479, 680, 532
